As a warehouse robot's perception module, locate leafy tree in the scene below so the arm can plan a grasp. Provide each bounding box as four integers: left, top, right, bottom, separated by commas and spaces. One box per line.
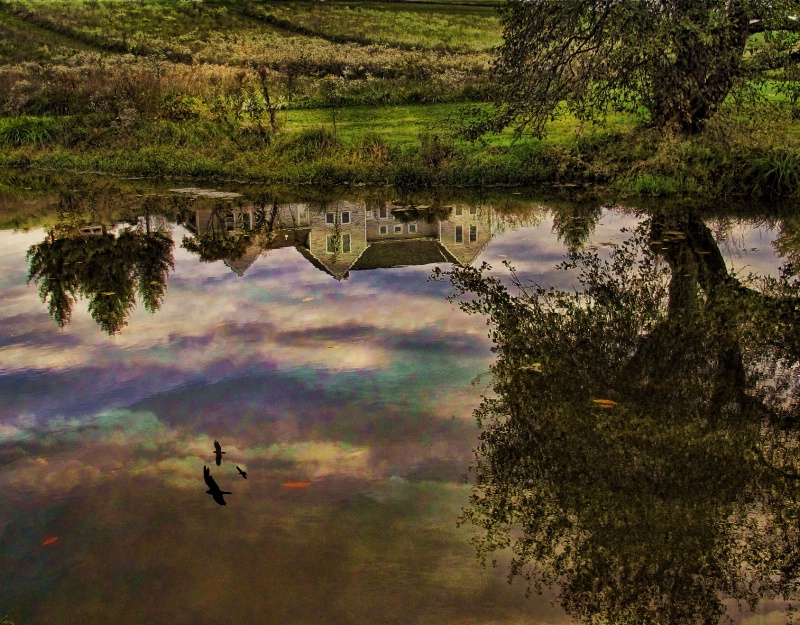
437, 212, 800, 624
550, 203, 603, 252
181, 228, 249, 263
181, 203, 251, 263
133, 231, 174, 314
481, 0, 800, 136
28, 218, 174, 335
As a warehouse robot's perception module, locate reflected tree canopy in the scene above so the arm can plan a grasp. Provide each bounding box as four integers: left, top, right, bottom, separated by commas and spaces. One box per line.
180, 198, 280, 263
440, 212, 800, 625
27, 195, 174, 334
550, 203, 603, 253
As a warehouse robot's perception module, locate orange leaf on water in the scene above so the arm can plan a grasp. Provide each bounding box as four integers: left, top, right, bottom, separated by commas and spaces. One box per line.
42, 536, 58, 546
592, 399, 617, 409
282, 481, 311, 489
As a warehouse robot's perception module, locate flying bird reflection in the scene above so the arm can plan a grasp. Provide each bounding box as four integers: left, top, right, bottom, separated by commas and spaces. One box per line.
204, 465, 231, 505
214, 440, 226, 466
237, 466, 247, 479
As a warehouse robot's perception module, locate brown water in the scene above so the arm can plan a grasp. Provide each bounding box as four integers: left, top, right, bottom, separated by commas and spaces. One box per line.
0, 182, 796, 624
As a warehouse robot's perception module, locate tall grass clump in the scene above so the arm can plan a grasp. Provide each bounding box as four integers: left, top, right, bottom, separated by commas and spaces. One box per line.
354, 131, 391, 162
743, 147, 800, 198
0, 115, 57, 146
274, 126, 338, 162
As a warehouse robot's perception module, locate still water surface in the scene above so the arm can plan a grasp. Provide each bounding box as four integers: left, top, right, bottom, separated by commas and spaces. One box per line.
0, 182, 797, 624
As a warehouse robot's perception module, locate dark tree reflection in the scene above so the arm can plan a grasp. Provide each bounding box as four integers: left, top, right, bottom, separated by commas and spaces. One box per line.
439, 211, 800, 625
181, 200, 251, 263
550, 202, 603, 253
27, 196, 174, 334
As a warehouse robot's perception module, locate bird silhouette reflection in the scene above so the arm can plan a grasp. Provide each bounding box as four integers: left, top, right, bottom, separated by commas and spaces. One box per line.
203, 466, 231, 505
213, 440, 225, 466
236, 466, 247, 479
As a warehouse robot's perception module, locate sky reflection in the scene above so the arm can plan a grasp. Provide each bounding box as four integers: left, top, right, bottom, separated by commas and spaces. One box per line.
0, 192, 793, 624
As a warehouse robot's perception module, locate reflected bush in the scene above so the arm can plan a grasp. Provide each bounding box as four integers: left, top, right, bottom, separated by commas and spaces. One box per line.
439, 216, 800, 625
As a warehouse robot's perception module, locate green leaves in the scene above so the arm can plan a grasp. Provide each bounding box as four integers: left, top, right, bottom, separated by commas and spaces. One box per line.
488, 0, 800, 136
447, 214, 800, 624
27, 213, 174, 335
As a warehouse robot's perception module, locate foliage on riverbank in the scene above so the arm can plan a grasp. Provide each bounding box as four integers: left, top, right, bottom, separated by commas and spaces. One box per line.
2, 103, 800, 198
1, 0, 800, 198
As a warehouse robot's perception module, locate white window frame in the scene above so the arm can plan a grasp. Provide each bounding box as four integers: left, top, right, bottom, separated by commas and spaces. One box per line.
342, 233, 351, 253
341, 211, 350, 224
326, 234, 336, 253
326, 212, 335, 225
455, 225, 463, 243
408, 223, 417, 234
469, 224, 477, 242
394, 224, 403, 234
379, 225, 388, 235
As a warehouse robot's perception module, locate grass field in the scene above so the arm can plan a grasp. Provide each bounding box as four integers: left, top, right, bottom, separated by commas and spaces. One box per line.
1, 0, 800, 198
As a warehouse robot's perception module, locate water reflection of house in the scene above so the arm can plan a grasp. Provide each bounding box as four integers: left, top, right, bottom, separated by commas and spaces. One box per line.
179, 197, 496, 279
58, 221, 133, 240
437, 203, 493, 266
302, 201, 495, 279
302, 201, 369, 280
182, 203, 312, 276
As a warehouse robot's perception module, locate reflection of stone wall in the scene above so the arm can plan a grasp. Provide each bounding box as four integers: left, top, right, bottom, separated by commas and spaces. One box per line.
439, 204, 492, 266
186, 203, 311, 236
366, 208, 439, 241
184, 203, 312, 276
307, 201, 368, 279
185, 207, 253, 235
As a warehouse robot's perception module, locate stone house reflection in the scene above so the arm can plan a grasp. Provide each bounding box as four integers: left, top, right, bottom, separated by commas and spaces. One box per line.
180, 197, 495, 279
182, 201, 312, 276
437, 204, 493, 267
301, 201, 368, 280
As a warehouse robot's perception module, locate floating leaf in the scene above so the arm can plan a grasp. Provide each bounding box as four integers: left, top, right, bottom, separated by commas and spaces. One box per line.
282, 481, 311, 489
327, 345, 340, 349
592, 399, 617, 409
520, 363, 542, 372
101, 292, 115, 296
302, 297, 314, 302
42, 536, 58, 546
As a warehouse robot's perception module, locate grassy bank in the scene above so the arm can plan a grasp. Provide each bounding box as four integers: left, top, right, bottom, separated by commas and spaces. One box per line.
1, 0, 800, 198
3, 103, 800, 198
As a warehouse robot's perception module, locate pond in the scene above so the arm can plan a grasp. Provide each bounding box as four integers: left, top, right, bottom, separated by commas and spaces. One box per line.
1, 179, 798, 625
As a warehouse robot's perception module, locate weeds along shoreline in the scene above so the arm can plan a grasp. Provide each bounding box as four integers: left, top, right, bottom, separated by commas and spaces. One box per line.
2, 113, 800, 199
1, 0, 800, 199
